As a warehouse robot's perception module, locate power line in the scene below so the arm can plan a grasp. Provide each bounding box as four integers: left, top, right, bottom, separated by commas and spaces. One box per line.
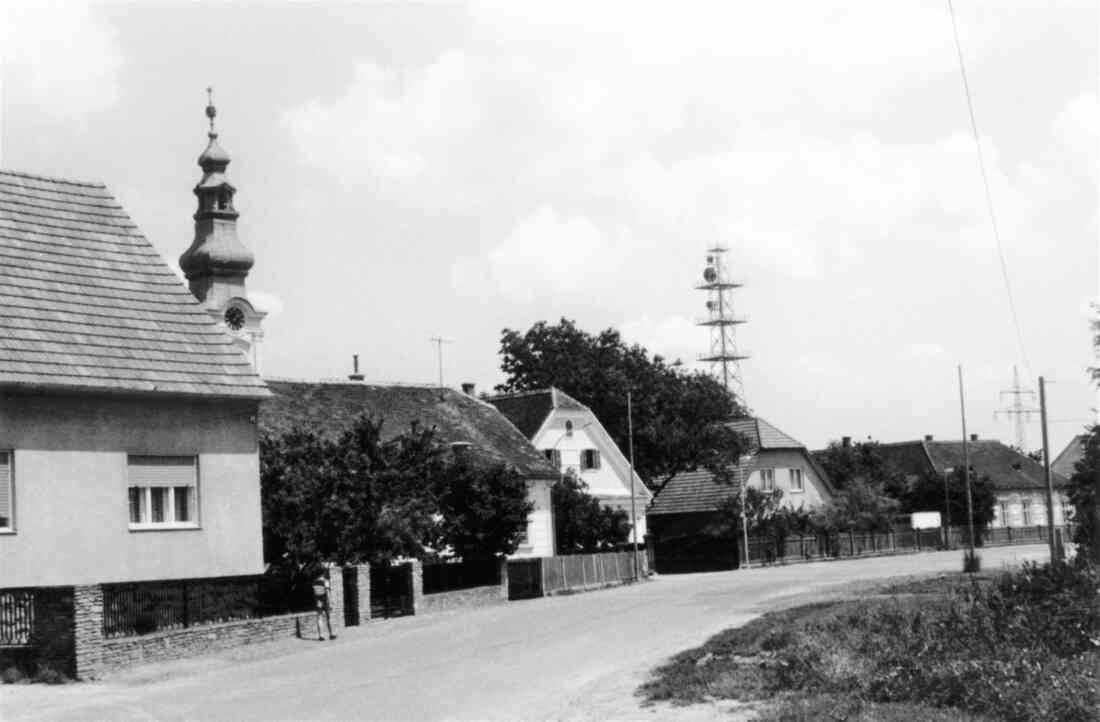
947, 0, 1031, 376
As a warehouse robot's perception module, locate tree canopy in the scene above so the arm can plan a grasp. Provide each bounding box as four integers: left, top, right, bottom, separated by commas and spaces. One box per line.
902, 468, 996, 539
815, 439, 907, 498
260, 415, 531, 569
497, 318, 748, 492
1068, 425, 1099, 561
551, 473, 631, 554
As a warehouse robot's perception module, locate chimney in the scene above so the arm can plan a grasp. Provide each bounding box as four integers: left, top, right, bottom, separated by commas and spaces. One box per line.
970, 433, 978, 441
461, 382, 476, 396
348, 354, 365, 382
924, 434, 933, 441
841, 436, 851, 448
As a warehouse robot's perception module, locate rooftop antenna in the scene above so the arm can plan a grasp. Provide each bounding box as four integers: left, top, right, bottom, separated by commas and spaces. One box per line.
697, 246, 749, 408
430, 336, 453, 399
995, 365, 1038, 451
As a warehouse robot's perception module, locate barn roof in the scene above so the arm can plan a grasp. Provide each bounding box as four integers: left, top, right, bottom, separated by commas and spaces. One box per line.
0, 169, 268, 399
260, 380, 560, 480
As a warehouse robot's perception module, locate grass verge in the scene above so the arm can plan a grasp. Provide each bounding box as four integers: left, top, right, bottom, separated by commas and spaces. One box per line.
639, 562, 1100, 721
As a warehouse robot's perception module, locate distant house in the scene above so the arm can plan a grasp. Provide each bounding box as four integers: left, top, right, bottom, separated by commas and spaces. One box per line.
487, 387, 652, 540
876, 436, 1073, 529
259, 381, 561, 557
647, 417, 834, 572
1052, 434, 1087, 482
0, 168, 270, 588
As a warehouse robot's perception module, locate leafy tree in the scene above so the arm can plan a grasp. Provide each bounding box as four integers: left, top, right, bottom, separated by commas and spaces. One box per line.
815, 439, 907, 498
552, 473, 631, 554
261, 416, 442, 569
262, 415, 534, 571
902, 468, 996, 542
434, 456, 533, 560
1068, 425, 1100, 563
717, 487, 811, 540
810, 479, 899, 533
497, 318, 748, 492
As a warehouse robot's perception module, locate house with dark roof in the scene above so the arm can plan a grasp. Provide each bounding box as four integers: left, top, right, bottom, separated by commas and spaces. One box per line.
1052, 434, 1087, 482
875, 436, 1073, 529
0, 115, 270, 587
646, 417, 834, 572
487, 388, 652, 541
260, 381, 561, 557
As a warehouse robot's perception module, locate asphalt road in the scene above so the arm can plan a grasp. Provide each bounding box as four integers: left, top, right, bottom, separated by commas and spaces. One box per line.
2, 545, 1050, 722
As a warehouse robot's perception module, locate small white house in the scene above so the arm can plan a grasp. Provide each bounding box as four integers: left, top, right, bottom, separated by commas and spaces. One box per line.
488, 388, 652, 541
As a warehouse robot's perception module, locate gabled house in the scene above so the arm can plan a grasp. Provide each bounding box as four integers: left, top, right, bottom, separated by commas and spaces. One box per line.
487, 388, 652, 540
0, 165, 270, 588
876, 436, 1073, 529
1052, 434, 1087, 483
259, 381, 562, 557
647, 417, 834, 572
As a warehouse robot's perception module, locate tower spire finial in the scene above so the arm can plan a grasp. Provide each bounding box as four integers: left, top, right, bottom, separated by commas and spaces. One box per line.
205, 86, 217, 136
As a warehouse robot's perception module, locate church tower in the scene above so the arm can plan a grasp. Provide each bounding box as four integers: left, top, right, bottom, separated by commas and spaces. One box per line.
179, 89, 266, 371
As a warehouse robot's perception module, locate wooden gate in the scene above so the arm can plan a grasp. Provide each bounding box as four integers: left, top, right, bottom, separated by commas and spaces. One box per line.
506, 558, 543, 600
341, 567, 360, 627
369, 563, 413, 619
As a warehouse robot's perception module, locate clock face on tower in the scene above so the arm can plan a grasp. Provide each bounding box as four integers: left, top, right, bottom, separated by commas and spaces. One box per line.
224, 306, 245, 331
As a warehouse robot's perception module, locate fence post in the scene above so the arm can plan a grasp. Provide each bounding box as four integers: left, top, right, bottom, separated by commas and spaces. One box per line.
73, 585, 104, 680
408, 560, 423, 616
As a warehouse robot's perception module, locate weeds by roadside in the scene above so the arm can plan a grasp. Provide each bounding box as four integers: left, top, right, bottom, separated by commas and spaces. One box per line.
640, 561, 1100, 721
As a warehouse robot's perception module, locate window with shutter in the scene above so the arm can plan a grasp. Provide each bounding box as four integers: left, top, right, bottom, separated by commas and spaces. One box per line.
0, 452, 11, 531
581, 449, 600, 471
127, 456, 199, 530
760, 468, 775, 491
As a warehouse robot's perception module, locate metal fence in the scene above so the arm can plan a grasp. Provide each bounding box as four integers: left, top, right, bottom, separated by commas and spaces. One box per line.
743, 525, 1075, 565
0, 589, 34, 646
422, 559, 501, 595
101, 573, 311, 639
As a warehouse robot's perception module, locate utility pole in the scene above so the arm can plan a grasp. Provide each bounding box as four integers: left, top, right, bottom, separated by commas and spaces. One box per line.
996, 365, 1038, 451
627, 391, 640, 581
943, 466, 954, 548
430, 336, 452, 397
958, 365, 977, 559
1038, 377, 1060, 561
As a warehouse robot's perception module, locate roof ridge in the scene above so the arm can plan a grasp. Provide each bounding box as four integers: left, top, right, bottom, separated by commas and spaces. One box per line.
264, 376, 447, 389
482, 388, 553, 400
0, 169, 107, 188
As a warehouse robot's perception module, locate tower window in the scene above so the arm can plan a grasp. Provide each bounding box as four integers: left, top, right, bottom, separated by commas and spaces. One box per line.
218, 191, 229, 210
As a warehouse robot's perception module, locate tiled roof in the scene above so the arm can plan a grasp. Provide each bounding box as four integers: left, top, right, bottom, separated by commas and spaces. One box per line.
647, 468, 737, 515
0, 170, 268, 398
260, 380, 560, 480
486, 387, 590, 438
650, 416, 829, 515
728, 417, 804, 450
1052, 435, 1087, 480
877, 439, 1069, 491
485, 390, 556, 438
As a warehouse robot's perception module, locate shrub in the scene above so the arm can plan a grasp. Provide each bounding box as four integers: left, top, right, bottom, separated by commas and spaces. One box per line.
963, 549, 981, 573
1, 666, 26, 684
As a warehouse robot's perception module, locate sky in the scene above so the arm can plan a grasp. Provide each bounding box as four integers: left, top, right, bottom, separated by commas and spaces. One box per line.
1, 1, 1096, 454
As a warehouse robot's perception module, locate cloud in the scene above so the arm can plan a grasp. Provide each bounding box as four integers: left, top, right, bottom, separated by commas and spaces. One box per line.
618, 314, 705, 368
1, 3, 122, 121
488, 206, 605, 301
249, 290, 286, 319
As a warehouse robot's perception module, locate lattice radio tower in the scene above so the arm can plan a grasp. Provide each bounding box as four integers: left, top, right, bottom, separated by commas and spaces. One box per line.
995, 365, 1038, 451
697, 246, 749, 407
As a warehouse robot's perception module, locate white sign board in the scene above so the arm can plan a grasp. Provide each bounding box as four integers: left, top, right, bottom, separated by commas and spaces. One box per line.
911, 511, 942, 529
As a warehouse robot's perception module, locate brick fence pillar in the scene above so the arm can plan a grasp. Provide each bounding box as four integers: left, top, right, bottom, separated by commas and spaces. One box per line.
327, 566, 345, 633
355, 564, 371, 623
498, 558, 509, 600
409, 560, 423, 615
73, 585, 103, 680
